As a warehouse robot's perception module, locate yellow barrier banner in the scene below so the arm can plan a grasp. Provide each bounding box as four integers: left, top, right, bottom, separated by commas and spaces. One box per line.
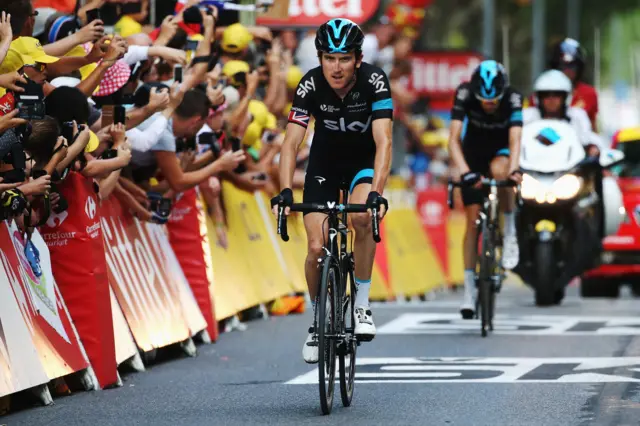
257, 192, 307, 293
383, 188, 447, 297
204, 204, 260, 320
446, 211, 466, 286
222, 183, 294, 303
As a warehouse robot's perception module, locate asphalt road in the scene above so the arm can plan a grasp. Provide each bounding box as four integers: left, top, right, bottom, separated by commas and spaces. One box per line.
5, 283, 640, 426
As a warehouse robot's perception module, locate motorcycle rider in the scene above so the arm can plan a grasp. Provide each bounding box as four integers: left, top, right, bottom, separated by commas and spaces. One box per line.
550, 38, 599, 131
524, 69, 603, 157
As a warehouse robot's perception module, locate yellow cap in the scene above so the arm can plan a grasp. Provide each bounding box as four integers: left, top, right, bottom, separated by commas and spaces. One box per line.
248, 100, 269, 127
115, 16, 142, 38
265, 113, 277, 130
8, 37, 59, 69
616, 127, 640, 143
85, 130, 100, 153
222, 23, 253, 53
286, 66, 303, 90
242, 120, 263, 151
222, 60, 250, 87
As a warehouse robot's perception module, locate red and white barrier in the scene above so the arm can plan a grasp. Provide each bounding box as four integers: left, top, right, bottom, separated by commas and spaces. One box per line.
0, 222, 95, 399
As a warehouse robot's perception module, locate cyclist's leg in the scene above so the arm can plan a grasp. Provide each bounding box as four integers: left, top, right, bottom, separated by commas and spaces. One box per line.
489, 152, 519, 269
348, 168, 376, 337
460, 187, 483, 318
459, 146, 490, 318
300, 166, 339, 363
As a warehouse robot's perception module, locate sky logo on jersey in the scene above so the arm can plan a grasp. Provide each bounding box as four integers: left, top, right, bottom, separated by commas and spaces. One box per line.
536, 127, 561, 146
288, 109, 310, 127
324, 116, 372, 133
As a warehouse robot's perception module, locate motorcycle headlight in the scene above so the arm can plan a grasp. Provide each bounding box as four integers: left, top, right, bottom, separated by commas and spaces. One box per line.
521, 173, 541, 200
552, 174, 582, 200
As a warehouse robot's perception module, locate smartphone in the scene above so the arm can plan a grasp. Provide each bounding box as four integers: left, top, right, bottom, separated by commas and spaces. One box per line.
230, 136, 242, 152
61, 121, 74, 143
101, 148, 118, 159
120, 2, 142, 14
186, 40, 199, 51
102, 105, 114, 127
114, 105, 126, 125
16, 78, 45, 119
174, 66, 183, 83
86, 8, 101, 24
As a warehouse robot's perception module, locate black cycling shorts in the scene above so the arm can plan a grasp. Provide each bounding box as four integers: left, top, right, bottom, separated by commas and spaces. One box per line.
303, 159, 374, 212
461, 142, 510, 206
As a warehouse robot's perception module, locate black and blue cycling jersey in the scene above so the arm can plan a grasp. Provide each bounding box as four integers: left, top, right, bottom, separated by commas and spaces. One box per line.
289, 62, 393, 205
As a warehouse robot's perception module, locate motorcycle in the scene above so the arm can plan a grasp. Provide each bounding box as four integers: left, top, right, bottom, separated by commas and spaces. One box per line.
512, 119, 625, 306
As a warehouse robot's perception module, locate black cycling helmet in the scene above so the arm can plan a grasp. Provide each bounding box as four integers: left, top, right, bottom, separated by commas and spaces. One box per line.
470, 60, 509, 101
549, 38, 586, 79
315, 18, 364, 54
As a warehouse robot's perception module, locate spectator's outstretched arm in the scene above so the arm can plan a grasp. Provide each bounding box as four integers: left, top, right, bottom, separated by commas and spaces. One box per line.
56, 124, 90, 174
114, 182, 153, 221
44, 19, 105, 57
155, 149, 245, 192
230, 71, 259, 131
98, 170, 121, 200
81, 145, 131, 178
0, 12, 13, 66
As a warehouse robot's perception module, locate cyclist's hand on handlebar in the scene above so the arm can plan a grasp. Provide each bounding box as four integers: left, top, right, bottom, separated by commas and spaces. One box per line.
270, 188, 293, 217
366, 191, 389, 219
461, 171, 482, 188
509, 170, 523, 185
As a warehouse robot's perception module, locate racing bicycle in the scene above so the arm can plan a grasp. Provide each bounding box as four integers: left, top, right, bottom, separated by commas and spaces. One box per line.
275, 183, 383, 415
448, 178, 520, 337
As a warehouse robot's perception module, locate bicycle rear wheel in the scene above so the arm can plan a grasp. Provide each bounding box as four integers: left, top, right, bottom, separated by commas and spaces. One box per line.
339, 256, 357, 407
318, 257, 338, 415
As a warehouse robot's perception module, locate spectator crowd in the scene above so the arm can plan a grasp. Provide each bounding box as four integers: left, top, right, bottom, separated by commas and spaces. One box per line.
0, 0, 433, 270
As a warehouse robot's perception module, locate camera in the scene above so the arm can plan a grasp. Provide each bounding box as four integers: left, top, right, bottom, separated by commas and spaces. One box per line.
148, 192, 172, 218
176, 137, 196, 153
101, 148, 118, 159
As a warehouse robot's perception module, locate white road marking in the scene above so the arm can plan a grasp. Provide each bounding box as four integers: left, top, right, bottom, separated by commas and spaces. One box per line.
376, 313, 640, 335
286, 357, 640, 384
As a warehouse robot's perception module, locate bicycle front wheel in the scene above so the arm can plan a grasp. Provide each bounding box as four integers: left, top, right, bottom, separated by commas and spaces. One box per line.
478, 223, 495, 337
318, 256, 338, 415
339, 256, 357, 407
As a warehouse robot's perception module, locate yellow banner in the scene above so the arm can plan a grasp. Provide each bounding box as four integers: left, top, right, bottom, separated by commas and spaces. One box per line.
384, 188, 446, 297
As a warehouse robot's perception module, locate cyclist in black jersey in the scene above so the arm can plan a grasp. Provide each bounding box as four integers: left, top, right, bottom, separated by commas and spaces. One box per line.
271, 18, 393, 364
448, 60, 523, 319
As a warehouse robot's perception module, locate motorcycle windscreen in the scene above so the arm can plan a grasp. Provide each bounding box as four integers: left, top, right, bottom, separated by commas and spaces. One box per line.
520, 119, 586, 173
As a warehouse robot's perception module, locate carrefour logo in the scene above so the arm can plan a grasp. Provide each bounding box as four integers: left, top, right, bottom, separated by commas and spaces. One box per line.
85, 196, 97, 220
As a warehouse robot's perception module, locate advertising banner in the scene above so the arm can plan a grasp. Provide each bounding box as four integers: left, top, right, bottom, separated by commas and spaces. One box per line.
0, 222, 89, 396
166, 189, 215, 338
257, 0, 379, 27
407, 50, 483, 110
38, 171, 116, 388
101, 197, 191, 352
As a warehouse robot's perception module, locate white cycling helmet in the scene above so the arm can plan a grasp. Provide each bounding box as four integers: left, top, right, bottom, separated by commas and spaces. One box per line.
533, 69, 573, 106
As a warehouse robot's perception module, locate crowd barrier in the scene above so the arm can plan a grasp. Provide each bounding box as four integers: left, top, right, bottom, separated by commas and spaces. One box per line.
0, 175, 465, 410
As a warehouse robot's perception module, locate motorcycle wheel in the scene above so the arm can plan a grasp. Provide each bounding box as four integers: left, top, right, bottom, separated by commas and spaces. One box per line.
534, 241, 556, 307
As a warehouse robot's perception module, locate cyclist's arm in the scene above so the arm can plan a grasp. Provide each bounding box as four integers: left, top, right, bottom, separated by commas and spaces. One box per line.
507, 91, 524, 173
448, 120, 469, 174
448, 84, 471, 174
279, 123, 307, 190
372, 119, 392, 193
280, 70, 316, 190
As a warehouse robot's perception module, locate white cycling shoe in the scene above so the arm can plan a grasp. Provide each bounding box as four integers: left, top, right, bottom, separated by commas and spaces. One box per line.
354, 306, 376, 341
502, 234, 520, 270
460, 288, 476, 320
302, 327, 319, 364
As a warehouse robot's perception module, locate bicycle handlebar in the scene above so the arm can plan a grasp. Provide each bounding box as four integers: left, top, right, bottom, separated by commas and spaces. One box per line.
447, 178, 521, 209
277, 202, 382, 243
